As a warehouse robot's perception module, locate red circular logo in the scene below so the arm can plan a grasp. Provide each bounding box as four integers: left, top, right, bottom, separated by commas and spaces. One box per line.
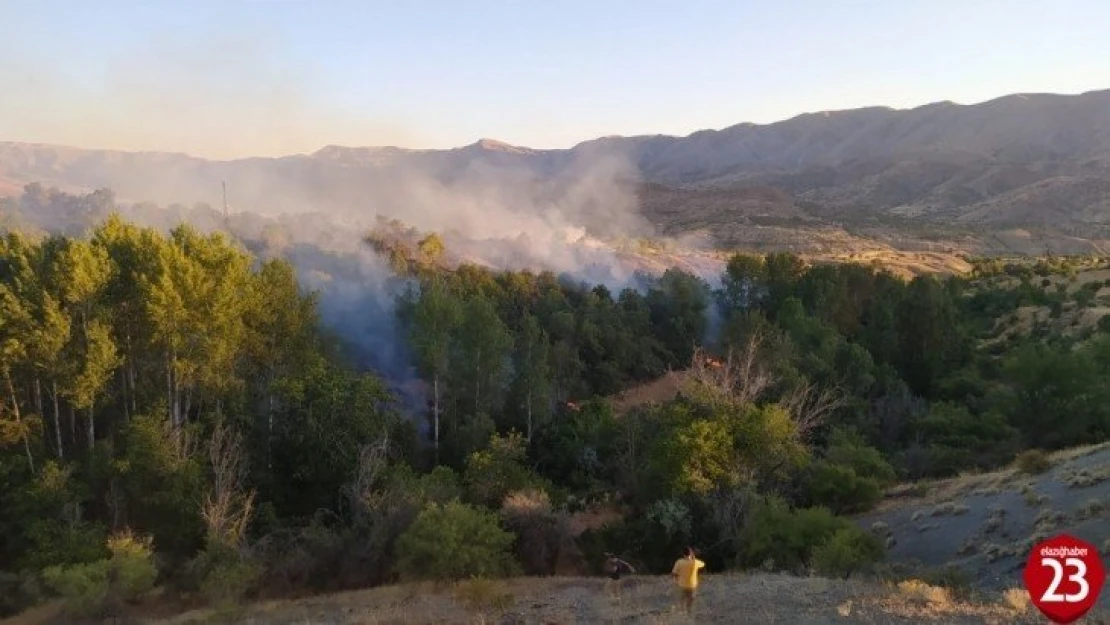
1023, 534, 1105, 624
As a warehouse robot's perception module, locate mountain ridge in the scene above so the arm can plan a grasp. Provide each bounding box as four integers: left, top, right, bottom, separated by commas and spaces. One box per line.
5, 88, 1107, 163
3, 88, 1110, 256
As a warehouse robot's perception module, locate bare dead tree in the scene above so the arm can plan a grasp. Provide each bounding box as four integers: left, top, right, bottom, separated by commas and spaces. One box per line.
687, 330, 843, 444
342, 433, 392, 522
686, 330, 773, 406
203, 419, 256, 549
781, 381, 847, 442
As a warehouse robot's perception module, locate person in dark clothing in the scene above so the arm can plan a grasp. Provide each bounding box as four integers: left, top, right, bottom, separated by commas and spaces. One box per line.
604, 552, 636, 601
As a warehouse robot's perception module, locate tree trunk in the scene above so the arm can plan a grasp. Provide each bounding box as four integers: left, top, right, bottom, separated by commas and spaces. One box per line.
68, 401, 76, 448
526, 389, 533, 442
166, 351, 174, 425
120, 369, 130, 423
267, 371, 275, 471
5, 371, 35, 474
129, 362, 137, 417
34, 377, 44, 421
473, 348, 481, 415
34, 377, 47, 455
86, 406, 95, 452
126, 330, 137, 417
52, 381, 63, 461
433, 374, 441, 465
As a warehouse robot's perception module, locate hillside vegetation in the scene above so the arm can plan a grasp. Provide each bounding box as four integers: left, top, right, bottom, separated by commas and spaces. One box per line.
4, 89, 1110, 255
2, 197, 1110, 622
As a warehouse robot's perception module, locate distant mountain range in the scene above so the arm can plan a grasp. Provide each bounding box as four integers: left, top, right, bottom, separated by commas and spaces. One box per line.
3, 88, 1110, 255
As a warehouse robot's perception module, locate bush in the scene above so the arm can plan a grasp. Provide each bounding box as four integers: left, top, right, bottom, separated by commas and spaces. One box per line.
42, 532, 157, 618
812, 526, 885, 578
200, 559, 262, 616
184, 538, 261, 614
251, 519, 346, 596
801, 429, 897, 513
464, 432, 546, 507
0, 571, 43, 618
824, 429, 897, 485
500, 489, 581, 575
801, 462, 883, 514
918, 565, 973, 601
1098, 315, 1110, 333
395, 501, 518, 581
740, 497, 853, 573
1014, 449, 1052, 475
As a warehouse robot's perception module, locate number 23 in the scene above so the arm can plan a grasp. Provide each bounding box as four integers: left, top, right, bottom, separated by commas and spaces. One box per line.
1041, 557, 1090, 603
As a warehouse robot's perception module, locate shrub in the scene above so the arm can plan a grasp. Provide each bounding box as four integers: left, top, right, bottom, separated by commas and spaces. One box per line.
740, 497, 853, 573
464, 432, 546, 507
0, 571, 43, 618
200, 559, 262, 617
824, 429, 897, 485
918, 565, 973, 601
812, 526, 885, 578
42, 532, 157, 618
500, 489, 581, 575
801, 461, 884, 514
185, 538, 261, 613
20, 461, 109, 571
574, 497, 692, 575
395, 501, 518, 581
1014, 449, 1051, 475
105, 533, 158, 599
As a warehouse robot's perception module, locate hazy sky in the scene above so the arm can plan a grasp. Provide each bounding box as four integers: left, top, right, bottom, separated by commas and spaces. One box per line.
2, 0, 1107, 159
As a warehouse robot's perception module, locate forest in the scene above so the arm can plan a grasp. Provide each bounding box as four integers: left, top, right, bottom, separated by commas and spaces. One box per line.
2, 186, 1110, 619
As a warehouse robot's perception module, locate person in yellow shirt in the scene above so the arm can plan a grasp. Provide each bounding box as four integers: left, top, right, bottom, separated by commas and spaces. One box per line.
671, 546, 706, 614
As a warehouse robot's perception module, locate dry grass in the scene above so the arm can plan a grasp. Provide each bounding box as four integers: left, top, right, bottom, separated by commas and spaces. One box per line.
1047, 441, 1110, 463
873, 443, 1110, 516
823, 249, 972, 278
1075, 497, 1107, 520
870, 521, 891, 536
95, 571, 1091, 625
1001, 587, 1030, 615
9, 572, 1106, 624
1021, 483, 1049, 507
862, 579, 1033, 623
930, 501, 971, 517
1032, 507, 1067, 533
607, 370, 689, 415
1063, 465, 1110, 489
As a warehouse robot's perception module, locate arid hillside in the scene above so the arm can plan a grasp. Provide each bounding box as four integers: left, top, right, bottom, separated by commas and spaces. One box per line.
3, 89, 1110, 257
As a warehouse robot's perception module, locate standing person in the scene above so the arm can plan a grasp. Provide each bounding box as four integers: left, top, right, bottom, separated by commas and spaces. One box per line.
604, 552, 636, 602
671, 546, 706, 615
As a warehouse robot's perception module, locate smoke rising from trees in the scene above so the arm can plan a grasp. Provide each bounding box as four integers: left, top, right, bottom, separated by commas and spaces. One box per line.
0, 147, 719, 411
